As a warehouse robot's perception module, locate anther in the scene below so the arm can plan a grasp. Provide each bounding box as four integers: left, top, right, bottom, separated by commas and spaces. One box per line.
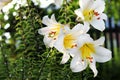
94, 11, 99, 16
97, 17, 100, 20
71, 44, 77, 48
48, 31, 56, 37
54, 38, 56, 40
82, 59, 84, 62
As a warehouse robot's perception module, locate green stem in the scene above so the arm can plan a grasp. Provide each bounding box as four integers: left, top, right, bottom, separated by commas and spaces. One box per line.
38, 48, 52, 80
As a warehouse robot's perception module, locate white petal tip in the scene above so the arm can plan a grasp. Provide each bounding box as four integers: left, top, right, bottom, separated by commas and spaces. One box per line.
60, 59, 68, 64
74, 9, 80, 15
60, 60, 67, 64
98, 27, 105, 32
93, 70, 98, 77
70, 67, 79, 72
60, 53, 70, 64
99, 27, 105, 32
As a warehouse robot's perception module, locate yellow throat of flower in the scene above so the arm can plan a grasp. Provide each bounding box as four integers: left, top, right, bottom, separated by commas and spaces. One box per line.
83, 9, 94, 21
48, 24, 61, 39
80, 43, 95, 62
64, 34, 77, 49
83, 9, 100, 21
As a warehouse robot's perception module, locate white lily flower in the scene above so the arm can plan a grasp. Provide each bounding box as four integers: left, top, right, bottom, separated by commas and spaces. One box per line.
38, 14, 64, 48
75, 0, 107, 31
70, 34, 112, 77
54, 23, 89, 64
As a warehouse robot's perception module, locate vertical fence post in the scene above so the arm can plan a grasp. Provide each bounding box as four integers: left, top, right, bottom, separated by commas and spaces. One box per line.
108, 18, 114, 57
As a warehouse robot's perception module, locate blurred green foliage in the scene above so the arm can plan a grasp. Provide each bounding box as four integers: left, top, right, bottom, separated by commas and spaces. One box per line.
105, 0, 120, 22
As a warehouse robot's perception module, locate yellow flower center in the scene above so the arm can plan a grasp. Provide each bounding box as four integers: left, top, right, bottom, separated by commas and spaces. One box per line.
64, 34, 77, 49
48, 24, 61, 39
83, 9, 100, 21
80, 43, 95, 62
83, 9, 94, 21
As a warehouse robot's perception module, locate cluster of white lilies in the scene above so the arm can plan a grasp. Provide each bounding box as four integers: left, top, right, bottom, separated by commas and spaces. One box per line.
38, 0, 112, 77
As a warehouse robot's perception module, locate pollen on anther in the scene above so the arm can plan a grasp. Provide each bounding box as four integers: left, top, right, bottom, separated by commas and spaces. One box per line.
90, 61, 93, 63
48, 31, 56, 37
89, 57, 93, 63
94, 11, 99, 16
97, 17, 100, 20
82, 59, 84, 62
71, 44, 77, 48
89, 12, 90, 15
54, 38, 56, 40
75, 44, 77, 47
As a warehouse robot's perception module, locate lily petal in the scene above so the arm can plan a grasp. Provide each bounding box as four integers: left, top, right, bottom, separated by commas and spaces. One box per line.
90, 19, 105, 31
43, 36, 55, 48
68, 48, 79, 57
75, 9, 84, 20
63, 24, 71, 33
94, 46, 112, 63
91, 0, 105, 13
61, 52, 70, 64
80, 0, 94, 10
54, 33, 65, 53
94, 37, 105, 46
77, 34, 93, 47
51, 14, 58, 24
70, 54, 87, 72
89, 59, 98, 77
38, 27, 49, 35
84, 22, 90, 28
42, 15, 50, 25
72, 23, 90, 34
100, 13, 107, 20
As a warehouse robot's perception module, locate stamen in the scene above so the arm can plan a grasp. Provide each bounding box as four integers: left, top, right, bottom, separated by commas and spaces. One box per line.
94, 11, 99, 16
54, 38, 56, 40
97, 17, 100, 20
82, 59, 84, 62
86, 57, 93, 63
81, 59, 85, 65
89, 17, 92, 20
89, 12, 90, 15
48, 31, 56, 38
71, 44, 77, 48
80, 43, 95, 63
83, 10, 94, 21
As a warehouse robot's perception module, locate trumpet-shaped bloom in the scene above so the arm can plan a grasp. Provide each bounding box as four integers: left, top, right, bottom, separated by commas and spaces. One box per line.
70, 34, 112, 77
54, 23, 89, 64
38, 14, 64, 48
75, 0, 107, 31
